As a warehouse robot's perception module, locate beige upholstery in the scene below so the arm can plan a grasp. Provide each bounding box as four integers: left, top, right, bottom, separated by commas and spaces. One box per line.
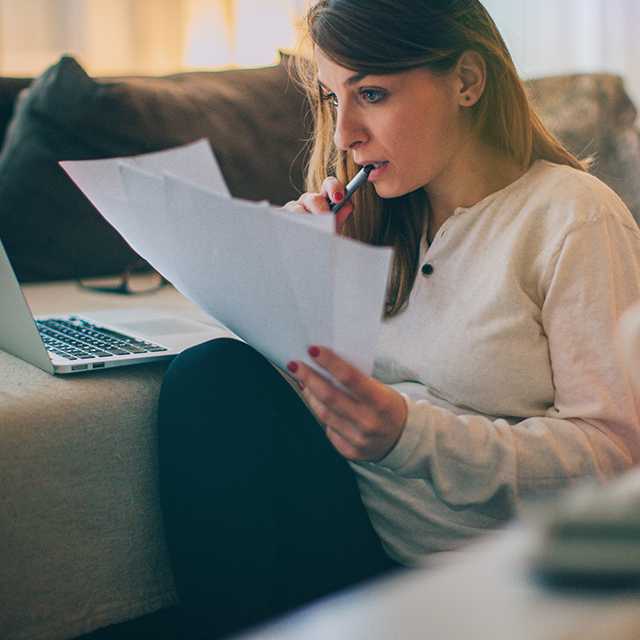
0, 282, 226, 640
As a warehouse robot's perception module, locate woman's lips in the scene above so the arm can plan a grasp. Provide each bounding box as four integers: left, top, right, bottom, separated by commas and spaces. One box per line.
367, 161, 388, 181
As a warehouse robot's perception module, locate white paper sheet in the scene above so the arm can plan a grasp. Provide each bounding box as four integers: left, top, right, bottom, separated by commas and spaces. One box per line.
61, 140, 393, 375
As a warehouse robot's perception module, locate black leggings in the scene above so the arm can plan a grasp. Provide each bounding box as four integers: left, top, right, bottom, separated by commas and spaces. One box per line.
157, 338, 398, 639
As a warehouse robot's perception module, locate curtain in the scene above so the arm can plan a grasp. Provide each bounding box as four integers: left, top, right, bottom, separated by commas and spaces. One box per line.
0, 0, 302, 76
185, 0, 299, 69
483, 0, 640, 107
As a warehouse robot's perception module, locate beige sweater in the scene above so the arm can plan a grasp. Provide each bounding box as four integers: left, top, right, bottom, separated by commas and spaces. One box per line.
354, 161, 640, 565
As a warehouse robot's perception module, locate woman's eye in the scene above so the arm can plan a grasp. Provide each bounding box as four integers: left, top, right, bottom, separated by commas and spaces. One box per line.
360, 89, 385, 104
321, 92, 338, 107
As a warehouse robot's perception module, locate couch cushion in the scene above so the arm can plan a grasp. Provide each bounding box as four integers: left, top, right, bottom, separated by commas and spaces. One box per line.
528, 74, 640, 225
0, 349, 176, 640
0, 55, 309, 282
0, 76, 32, 147
0, 280, 229, 640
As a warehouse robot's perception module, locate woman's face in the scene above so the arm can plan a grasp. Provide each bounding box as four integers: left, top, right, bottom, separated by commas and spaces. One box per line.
315, 47, 472, 199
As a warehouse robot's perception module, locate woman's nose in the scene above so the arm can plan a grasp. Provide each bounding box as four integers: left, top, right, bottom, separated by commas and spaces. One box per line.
333, 107, 367, 151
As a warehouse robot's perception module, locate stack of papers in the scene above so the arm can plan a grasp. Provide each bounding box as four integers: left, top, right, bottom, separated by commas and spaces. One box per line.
61, 140, 393, 375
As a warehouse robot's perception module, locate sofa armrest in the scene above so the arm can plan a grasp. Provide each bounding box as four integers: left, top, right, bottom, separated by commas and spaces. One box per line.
0, 352, 177, 640
0, 282, 222, 640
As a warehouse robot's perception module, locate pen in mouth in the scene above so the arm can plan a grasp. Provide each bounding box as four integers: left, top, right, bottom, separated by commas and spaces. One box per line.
330, 164, 374, 213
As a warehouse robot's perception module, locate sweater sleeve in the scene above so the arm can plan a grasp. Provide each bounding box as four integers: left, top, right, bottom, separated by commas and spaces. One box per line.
377, 210, 640, 510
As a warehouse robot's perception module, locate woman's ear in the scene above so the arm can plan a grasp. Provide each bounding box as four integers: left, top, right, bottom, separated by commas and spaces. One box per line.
455, 51, 486, 107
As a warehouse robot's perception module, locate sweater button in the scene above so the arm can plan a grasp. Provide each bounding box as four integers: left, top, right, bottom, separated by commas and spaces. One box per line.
421, 263, 434, 276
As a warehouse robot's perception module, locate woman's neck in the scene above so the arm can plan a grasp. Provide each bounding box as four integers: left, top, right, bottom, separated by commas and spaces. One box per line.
425, 143, 527, 245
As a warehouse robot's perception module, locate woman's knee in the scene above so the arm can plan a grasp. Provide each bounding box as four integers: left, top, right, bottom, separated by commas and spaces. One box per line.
158, 336, 291, 429
161, 337, 258, 397
159, 338, 241, 425
167, 337, 249, 379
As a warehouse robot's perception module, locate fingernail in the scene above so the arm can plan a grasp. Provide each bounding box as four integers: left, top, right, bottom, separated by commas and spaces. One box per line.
333, 192, 343, 202
287, 361, 298, 374
298, 382, 305, 391
308, 346, 320, 358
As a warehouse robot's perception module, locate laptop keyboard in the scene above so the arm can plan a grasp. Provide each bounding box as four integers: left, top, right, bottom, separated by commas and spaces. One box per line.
36, 317, 168, 361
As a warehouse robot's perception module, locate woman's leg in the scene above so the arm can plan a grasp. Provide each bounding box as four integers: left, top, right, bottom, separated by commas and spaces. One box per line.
157, 338, 397, 639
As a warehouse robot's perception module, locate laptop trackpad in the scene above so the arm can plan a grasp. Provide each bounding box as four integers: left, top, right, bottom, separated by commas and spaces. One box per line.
82, 307, 218, 339
117, 317, 206, 337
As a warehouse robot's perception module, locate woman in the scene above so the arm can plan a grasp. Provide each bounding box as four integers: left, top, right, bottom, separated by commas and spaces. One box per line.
156, 0, 640, 637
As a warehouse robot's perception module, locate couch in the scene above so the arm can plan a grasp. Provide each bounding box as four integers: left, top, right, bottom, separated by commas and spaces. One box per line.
0, 54, 639, 640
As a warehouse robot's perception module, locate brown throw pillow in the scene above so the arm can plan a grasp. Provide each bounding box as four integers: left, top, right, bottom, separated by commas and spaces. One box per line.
0, 55, 309, 281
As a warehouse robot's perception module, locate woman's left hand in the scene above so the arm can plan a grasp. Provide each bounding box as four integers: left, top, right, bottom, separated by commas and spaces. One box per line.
287, 346, 408, 463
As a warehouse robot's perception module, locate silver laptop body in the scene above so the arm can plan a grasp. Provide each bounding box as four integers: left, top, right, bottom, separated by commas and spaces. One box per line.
0, 238, 226, 374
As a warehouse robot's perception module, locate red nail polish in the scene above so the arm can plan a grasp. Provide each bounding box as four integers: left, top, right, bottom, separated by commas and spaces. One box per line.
333, 192, 343, 202
308, 346, 320, 358
287, 361, 298, 374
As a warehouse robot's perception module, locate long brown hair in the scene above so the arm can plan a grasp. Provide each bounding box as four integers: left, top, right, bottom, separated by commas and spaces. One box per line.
296, 0, 585, 316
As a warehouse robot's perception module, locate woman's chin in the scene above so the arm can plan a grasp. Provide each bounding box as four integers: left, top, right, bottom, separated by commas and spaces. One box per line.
372, 182, 415, 200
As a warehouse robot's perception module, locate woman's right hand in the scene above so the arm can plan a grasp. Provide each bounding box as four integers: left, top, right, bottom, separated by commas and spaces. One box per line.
283, 176, 354, 231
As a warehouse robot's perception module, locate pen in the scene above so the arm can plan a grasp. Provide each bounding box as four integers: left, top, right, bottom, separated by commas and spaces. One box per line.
329, 164, 374, 213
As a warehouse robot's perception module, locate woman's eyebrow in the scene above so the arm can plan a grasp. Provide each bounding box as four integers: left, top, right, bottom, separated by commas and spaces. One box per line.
317, 72, 369, 91
345, 72, 368, 86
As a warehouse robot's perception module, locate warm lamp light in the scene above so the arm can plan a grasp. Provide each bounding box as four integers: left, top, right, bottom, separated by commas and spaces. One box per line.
185, 0, 299, 69
0, 0, 312, 76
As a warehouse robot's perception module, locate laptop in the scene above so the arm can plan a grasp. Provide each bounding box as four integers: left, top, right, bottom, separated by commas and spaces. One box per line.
0, 238, 229, 374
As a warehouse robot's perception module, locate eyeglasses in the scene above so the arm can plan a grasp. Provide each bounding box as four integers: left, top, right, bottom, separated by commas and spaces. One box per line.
78, 261, 167, 295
